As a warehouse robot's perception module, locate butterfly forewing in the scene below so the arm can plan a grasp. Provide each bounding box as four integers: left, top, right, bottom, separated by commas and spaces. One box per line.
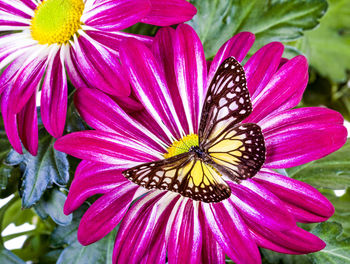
122, 153, 231, 203
207, 123, 265, 182
199, 57, 252, 148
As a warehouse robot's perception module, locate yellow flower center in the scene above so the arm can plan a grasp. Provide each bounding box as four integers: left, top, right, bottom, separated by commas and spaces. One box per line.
164, 134, 199, 158
30, 0, 84, 45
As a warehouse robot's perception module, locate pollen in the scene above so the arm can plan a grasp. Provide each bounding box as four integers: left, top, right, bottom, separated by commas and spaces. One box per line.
164, 134, 199, 158
30, 0, 84, 45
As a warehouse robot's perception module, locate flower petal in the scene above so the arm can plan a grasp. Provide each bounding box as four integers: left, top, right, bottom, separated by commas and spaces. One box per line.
174, 24, 207, 133
244, 42, 284, 98
208, 32, 255, 84
71, 33, 130, 97
54, 130, 162, 165
254, 169, 334, 223
245, 55, 308, 123
41, 47, 67, 138
199, 208, 225, 264
0, 87, 22, 154
17, 92, 38, 155
7, 48, 48, 114
141, 0, 196, 26
168, 200, 202, 264
0, 0, 34, 18
202, 200, 261, 264
113, 191, 175, 264
64, 160, 128, 215
248, 223, 325, 254
74, 87, 166, 153
83, 0, 151, 31
228, 180, 296, 231
84, 30, 153, 54
152, 27, 189, 134
77, 183, 138, 245
119, 37, 184, 141
260, 107, 347, 168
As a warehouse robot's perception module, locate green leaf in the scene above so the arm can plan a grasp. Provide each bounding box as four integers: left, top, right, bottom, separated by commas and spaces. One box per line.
34, 189, 72, 226
188, 0, 327, 58
309, 222, 350, 263
260, 248, 311, 264
56, 231, 116, 264
292, 0, 350, 82
0, 247, 25, 264
50, 205, 87, 248
10, 129, 70, 208
286, 140, 350, 189
323, 189, 350, 238
2, 198, 35, 229
0, 117, 12, 163
50, 204, 116, 264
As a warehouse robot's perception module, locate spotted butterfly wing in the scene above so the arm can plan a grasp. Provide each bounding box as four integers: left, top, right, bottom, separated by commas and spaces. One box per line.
199, 57, 252, 147
199, 57, 265, 182
123, 152, 231, 203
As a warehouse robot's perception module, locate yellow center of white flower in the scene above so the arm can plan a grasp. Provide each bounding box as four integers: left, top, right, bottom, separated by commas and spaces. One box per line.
30, 0, 84, 45
164, 134, 199, 158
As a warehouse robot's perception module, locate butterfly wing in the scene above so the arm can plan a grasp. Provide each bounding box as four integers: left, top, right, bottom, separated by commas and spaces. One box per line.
199, 57, 265, 182
199, 57, 252, 147
207, 123, 265, 182
122, 153, 231, 203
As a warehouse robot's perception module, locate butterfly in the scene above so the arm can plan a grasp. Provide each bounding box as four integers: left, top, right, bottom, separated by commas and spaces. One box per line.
122, 57, 266, 203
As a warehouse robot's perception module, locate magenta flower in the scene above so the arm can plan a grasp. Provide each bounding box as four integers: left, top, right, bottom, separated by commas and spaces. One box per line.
0, 0, 196, 155
55, 24, 347, 264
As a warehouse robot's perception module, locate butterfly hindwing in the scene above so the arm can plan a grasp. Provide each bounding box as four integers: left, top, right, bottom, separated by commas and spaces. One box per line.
207, 123, 265, 182
199, 57, 252, 147
123, 153, 231, 203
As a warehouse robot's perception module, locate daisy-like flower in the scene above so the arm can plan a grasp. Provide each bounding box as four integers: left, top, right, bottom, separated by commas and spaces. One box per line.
0, 0, 196, 155
55, 24, 347, 264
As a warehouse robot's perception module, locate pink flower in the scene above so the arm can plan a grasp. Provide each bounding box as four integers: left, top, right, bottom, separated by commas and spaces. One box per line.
0, 0, 196, 155
55, 24, 347, 264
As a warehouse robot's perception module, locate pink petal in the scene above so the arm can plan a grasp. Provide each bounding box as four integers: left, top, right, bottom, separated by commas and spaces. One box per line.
260, 107, 347, 168
152, 27, 189, 134
137, 194, 180, 264
248, 223, 325, 254
174, 24, 207, 133
7, 55, 47, 114
83, 0, 151, 31
208, 32, 255, 85
202, 200, 261, 264
0, 86, 22, 154
244, 42, 284, 98
228, 180, 296, 231
199, 208, 225, 264
74, 87, 164, 153
85, 30, 153, 54
254, 169, 334, 223
54, 130, 159, 165
77, 183, 138, 245
0, 0, 32, 19
141, 0, 196, 26
71, 34, 130, 97
245, 55, 308, 123
119, 38, 183, 139
168, 200, 202, 264
41, 49, 67, 138
113, 192, 170, 264
63, 160, 129, 215
17, 92, 38, 155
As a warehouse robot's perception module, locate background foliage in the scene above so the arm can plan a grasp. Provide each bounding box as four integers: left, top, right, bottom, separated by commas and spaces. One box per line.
1, 0, 350, 263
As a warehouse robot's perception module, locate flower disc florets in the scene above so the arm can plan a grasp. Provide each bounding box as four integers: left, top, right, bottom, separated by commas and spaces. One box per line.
30, 0, 84, 45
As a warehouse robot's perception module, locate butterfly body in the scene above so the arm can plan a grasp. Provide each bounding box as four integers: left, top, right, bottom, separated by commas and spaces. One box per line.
123, 57, 266, 203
